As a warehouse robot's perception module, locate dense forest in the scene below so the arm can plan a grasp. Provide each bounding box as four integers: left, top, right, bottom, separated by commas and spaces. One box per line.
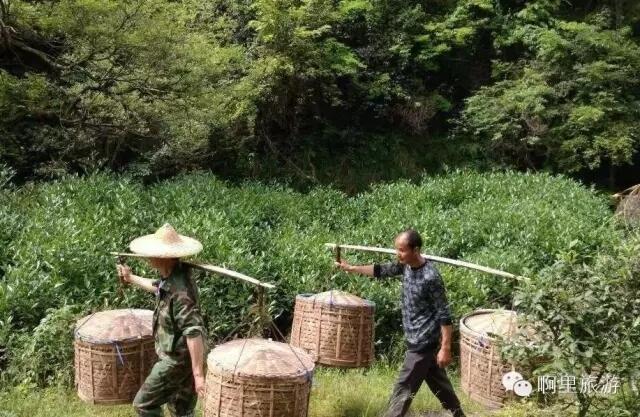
2, 0, 640, 190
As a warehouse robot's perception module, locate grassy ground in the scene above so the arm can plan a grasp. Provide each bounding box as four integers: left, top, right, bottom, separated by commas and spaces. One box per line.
0, 363, 563, 417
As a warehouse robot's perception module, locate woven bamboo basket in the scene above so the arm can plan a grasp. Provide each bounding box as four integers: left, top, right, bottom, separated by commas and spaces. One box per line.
74, 309, 156, 405
290, 290, 375, 368
204, 338, 315, 417
460, 309, 519, 409
614, 184, 640, 223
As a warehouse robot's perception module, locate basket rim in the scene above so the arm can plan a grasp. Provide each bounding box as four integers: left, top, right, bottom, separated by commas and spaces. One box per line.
295, 292, 376, 307
74, 335, 155, 345
459, 308, 517, 340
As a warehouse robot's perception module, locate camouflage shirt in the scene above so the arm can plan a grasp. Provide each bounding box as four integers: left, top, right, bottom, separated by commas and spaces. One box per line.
152, 262, 206, 359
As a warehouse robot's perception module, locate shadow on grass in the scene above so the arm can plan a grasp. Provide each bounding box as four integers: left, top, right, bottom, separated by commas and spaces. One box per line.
333, 395, 382, 417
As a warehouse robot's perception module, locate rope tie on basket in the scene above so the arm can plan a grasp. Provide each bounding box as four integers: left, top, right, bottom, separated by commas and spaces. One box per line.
222, 287, 270, 341
269, 321, 313, 383
510, 296, 517, 367
74, 311, 97, 339
231, 337, 249, 382
221, 320, 250, 343
114, 342, 125, 367
328, 246, 341, 293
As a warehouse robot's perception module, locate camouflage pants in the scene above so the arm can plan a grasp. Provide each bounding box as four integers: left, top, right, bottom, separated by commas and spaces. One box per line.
133, 356, 197, 417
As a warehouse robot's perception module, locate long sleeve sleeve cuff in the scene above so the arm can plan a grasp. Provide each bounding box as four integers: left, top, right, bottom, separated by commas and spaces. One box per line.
439, 316, 453, 326
183, 326, 204, 338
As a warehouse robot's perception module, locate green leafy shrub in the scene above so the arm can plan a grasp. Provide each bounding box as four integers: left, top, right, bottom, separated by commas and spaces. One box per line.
4, 305, 83, 387
503, 232, 640, 417
0, 170, 621, 390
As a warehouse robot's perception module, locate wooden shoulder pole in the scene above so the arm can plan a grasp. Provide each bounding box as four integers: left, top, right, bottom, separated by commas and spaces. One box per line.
184, 262, 276, 289
109, 252, 276, 289
324, 243, 527, 281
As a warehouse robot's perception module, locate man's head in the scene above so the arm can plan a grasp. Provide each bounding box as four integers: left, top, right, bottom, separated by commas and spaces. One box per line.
394, 229, 423, 264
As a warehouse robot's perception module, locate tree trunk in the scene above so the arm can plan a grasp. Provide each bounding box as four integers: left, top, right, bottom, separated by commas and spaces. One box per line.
615, 0, 624, 28
609, 163, 616, 190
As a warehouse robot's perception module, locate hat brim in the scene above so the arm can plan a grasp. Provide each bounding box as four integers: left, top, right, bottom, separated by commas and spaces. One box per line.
129, 234, 203, 258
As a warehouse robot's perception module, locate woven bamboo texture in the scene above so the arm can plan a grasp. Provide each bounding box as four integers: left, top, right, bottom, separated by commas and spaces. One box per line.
204, 338, 315, 417
459, 309, 518, 409
74, 309, 156, 405
614, 184, 640, 222
290, 290, 375, 368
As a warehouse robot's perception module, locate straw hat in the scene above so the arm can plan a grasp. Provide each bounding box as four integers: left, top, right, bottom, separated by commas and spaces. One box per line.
129, 223, 202, 258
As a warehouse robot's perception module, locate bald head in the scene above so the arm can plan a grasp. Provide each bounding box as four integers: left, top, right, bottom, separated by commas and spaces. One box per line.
394, 229, 423, 266
397, 229, 422, 250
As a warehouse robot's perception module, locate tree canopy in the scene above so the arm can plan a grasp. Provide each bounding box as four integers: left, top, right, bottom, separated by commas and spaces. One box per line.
1, 0, 639, 188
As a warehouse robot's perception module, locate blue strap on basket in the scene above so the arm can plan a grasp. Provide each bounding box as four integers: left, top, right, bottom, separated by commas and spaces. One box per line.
114, 342, 125, 367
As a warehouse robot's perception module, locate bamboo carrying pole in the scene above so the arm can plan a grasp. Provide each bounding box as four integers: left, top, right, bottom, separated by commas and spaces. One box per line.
109, 252, 276, 289
324, 243, 528, 281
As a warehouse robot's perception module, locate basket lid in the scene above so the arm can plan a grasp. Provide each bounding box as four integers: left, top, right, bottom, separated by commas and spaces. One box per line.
460, 309, 518, 339
207, 338, 315, 379
75, 309, 153, 343
298, 290, 374, 307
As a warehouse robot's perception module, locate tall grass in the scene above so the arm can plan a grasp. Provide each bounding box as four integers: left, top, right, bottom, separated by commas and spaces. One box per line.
0, 364, 493, 417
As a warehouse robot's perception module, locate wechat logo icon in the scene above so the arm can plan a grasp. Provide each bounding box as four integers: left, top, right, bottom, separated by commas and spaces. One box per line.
502, 370, 533, 397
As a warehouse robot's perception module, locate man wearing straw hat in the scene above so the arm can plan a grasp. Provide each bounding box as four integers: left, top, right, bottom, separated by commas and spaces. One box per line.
336, 229, 466, 417
117, 224, 207, 417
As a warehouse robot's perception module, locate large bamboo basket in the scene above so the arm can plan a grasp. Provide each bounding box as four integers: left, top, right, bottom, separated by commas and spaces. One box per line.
74, 309, 156, 405
204, 338, 315, 417
459, 309, 519, 409
614, 184, 640, 223
290, 290, 375, 368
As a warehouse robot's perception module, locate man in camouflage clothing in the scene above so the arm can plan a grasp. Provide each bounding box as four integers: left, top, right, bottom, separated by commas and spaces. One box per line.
118, 224, 207, 417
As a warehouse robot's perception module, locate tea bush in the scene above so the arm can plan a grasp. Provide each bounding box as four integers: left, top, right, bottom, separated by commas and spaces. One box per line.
504, 231, 640, 417
3, 305, 81, 387
0, 170, 622, 387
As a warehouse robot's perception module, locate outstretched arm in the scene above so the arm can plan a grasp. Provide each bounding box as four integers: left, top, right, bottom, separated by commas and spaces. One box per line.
334, 260, 375, 276
335, 260, 404, 279
117, 264, 157, 294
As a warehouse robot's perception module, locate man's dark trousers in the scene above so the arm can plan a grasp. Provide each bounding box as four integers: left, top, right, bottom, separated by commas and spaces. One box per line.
384, 345, 466, 417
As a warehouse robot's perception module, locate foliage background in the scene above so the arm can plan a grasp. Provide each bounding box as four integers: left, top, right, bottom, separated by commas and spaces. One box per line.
2, 0, 640, 414
0, 170, 628, 379
1, 0, 640, 189
2, 170, 638, 416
